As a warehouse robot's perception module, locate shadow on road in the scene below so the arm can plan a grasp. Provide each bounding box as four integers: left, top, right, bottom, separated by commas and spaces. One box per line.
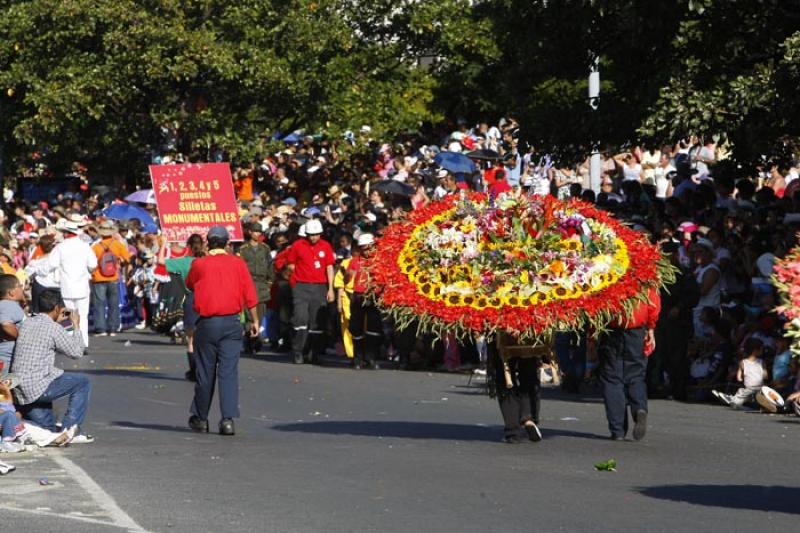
110, 420, 195, 433
75, 369, 186, 382
638, 484, 800, 514
272, 420, 601, 442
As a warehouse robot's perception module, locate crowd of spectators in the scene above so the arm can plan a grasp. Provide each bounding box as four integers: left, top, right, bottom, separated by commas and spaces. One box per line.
1, 118, 800, 469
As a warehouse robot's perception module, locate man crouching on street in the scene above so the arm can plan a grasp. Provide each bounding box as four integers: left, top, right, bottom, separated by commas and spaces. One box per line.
12, 289, 94, 443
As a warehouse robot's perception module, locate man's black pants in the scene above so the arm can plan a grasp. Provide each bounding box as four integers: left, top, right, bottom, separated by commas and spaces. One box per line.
598, 327, 647, 438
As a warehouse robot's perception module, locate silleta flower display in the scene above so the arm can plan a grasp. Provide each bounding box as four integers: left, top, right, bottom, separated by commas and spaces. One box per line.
773, 244, 800, 355
367, 191, 675, 343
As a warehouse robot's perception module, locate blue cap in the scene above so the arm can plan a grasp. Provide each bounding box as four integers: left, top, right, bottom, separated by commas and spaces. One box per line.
207, 225, 229, 241
282, 197, 297, 206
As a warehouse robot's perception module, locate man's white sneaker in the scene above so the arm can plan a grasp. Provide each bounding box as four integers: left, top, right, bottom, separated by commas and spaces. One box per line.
134, 322, 146, 330
109, 332, 117, 337
0, 459, 15, 475
93, 332, 108, 337
0, 441, 25, 453
65, 427, 95, 444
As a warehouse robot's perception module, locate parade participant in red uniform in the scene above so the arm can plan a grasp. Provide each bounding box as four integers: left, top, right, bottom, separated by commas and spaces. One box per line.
346, 234, 383, 369
186, 226, 258, 436
286, 219, 335, 364
595, 286, 661, 441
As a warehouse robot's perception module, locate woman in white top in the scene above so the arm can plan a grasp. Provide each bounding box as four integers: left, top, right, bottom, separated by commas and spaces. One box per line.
614, 152, 644, 182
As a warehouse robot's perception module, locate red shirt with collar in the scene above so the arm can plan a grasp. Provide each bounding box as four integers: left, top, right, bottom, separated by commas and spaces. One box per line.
286, 238, 335, 284
186, 252, 258, 317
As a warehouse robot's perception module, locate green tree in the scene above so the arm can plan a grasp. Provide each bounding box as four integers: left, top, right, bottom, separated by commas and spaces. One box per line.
0, 0, 493, 181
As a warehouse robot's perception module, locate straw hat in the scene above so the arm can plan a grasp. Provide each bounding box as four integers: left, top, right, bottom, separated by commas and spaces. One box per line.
97, 220, 117, 236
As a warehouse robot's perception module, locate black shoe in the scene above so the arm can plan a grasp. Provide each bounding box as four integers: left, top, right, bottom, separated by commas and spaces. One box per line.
219, 418, 235, 436
188, 415, 208, 433
610, 435, 625, 441
502, 434, 522, 444
293, 353, 304, 364
353, 360, 362, 370
523, 421, 542, 442
633, 409, 648, 441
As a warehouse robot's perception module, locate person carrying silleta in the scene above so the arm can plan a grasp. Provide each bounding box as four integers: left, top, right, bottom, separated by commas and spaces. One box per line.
185, 226, 258, 436
594, 286, 661, 441
489, 334, 544, 444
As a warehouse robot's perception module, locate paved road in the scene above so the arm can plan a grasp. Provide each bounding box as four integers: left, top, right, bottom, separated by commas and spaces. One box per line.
2, 331, 798, 532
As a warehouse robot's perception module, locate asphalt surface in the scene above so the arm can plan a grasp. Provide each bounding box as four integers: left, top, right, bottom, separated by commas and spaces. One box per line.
1, 331, 798, 533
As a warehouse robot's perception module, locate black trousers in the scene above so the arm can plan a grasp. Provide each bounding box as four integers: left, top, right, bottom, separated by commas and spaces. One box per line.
492, 351, 541, 436
291, 283, 329, 359
349, 293, 383, 364
598, 327, 647, 438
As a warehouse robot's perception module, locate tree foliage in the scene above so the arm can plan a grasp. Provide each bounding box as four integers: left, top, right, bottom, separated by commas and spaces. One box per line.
1, 0, 798, 179
0, 0, 494, 178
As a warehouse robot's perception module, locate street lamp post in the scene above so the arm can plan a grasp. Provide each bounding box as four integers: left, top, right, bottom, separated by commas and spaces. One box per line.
588, 55, 601, 193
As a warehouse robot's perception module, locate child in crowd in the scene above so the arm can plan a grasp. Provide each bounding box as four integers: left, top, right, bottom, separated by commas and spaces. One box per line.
770, 334, 793, 394
713, 337, 767, 408
129, 251, 157, 329
0, 376, 25, 453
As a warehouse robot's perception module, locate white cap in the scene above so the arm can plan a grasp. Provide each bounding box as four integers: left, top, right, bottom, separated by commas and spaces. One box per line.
304, 219, 323, 235
364, 212, 377, 222
357, 233, 375, 247
298, 224, 307, 238
437, 169, 449, 179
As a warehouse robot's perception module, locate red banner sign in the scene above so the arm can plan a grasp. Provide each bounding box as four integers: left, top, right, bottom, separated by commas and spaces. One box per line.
149, 163, 243, 242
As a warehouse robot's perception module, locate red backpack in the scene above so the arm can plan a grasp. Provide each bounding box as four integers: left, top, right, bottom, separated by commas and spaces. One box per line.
98, 243, 119, 277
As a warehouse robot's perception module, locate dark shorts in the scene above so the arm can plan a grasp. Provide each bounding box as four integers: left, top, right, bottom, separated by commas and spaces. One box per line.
183, 292, 199, 330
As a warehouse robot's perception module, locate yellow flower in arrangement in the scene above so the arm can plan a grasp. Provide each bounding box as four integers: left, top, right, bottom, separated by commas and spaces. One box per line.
502, 294, 523, 307
470, 296, 488, 310
560, 239, 583, 252
525, 292, 551, 306
552, 286, 570, 299
487, 296, 503, 308
445, 293, 463, 306
520, 270, 530, 284
459, 222, 476, 233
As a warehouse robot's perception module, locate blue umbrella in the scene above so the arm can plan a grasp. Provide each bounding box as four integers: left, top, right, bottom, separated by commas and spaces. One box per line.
102, 203, 158, 233
434, 151, 477, 174
282, 132, 301, 144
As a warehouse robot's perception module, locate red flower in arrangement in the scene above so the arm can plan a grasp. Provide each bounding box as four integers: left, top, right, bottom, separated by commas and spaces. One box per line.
365, 192, 675, 343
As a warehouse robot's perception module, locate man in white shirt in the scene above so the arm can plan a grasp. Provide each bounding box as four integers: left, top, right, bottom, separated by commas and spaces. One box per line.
48, 219, 97, 347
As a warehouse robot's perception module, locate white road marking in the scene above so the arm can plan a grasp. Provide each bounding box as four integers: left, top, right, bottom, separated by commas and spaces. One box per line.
0, 505, 131, 529
49, 454, 149, 532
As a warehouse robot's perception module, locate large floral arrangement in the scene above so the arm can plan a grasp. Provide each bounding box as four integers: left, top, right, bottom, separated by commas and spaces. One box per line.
367, 191, 674, 343
773, 243, 800, 354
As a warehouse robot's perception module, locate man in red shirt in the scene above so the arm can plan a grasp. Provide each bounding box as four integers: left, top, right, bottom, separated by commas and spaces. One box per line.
286, 219, 335, 364
346, 234, 382, 369
594, 285, 661, 441
185, 226, 258, 436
